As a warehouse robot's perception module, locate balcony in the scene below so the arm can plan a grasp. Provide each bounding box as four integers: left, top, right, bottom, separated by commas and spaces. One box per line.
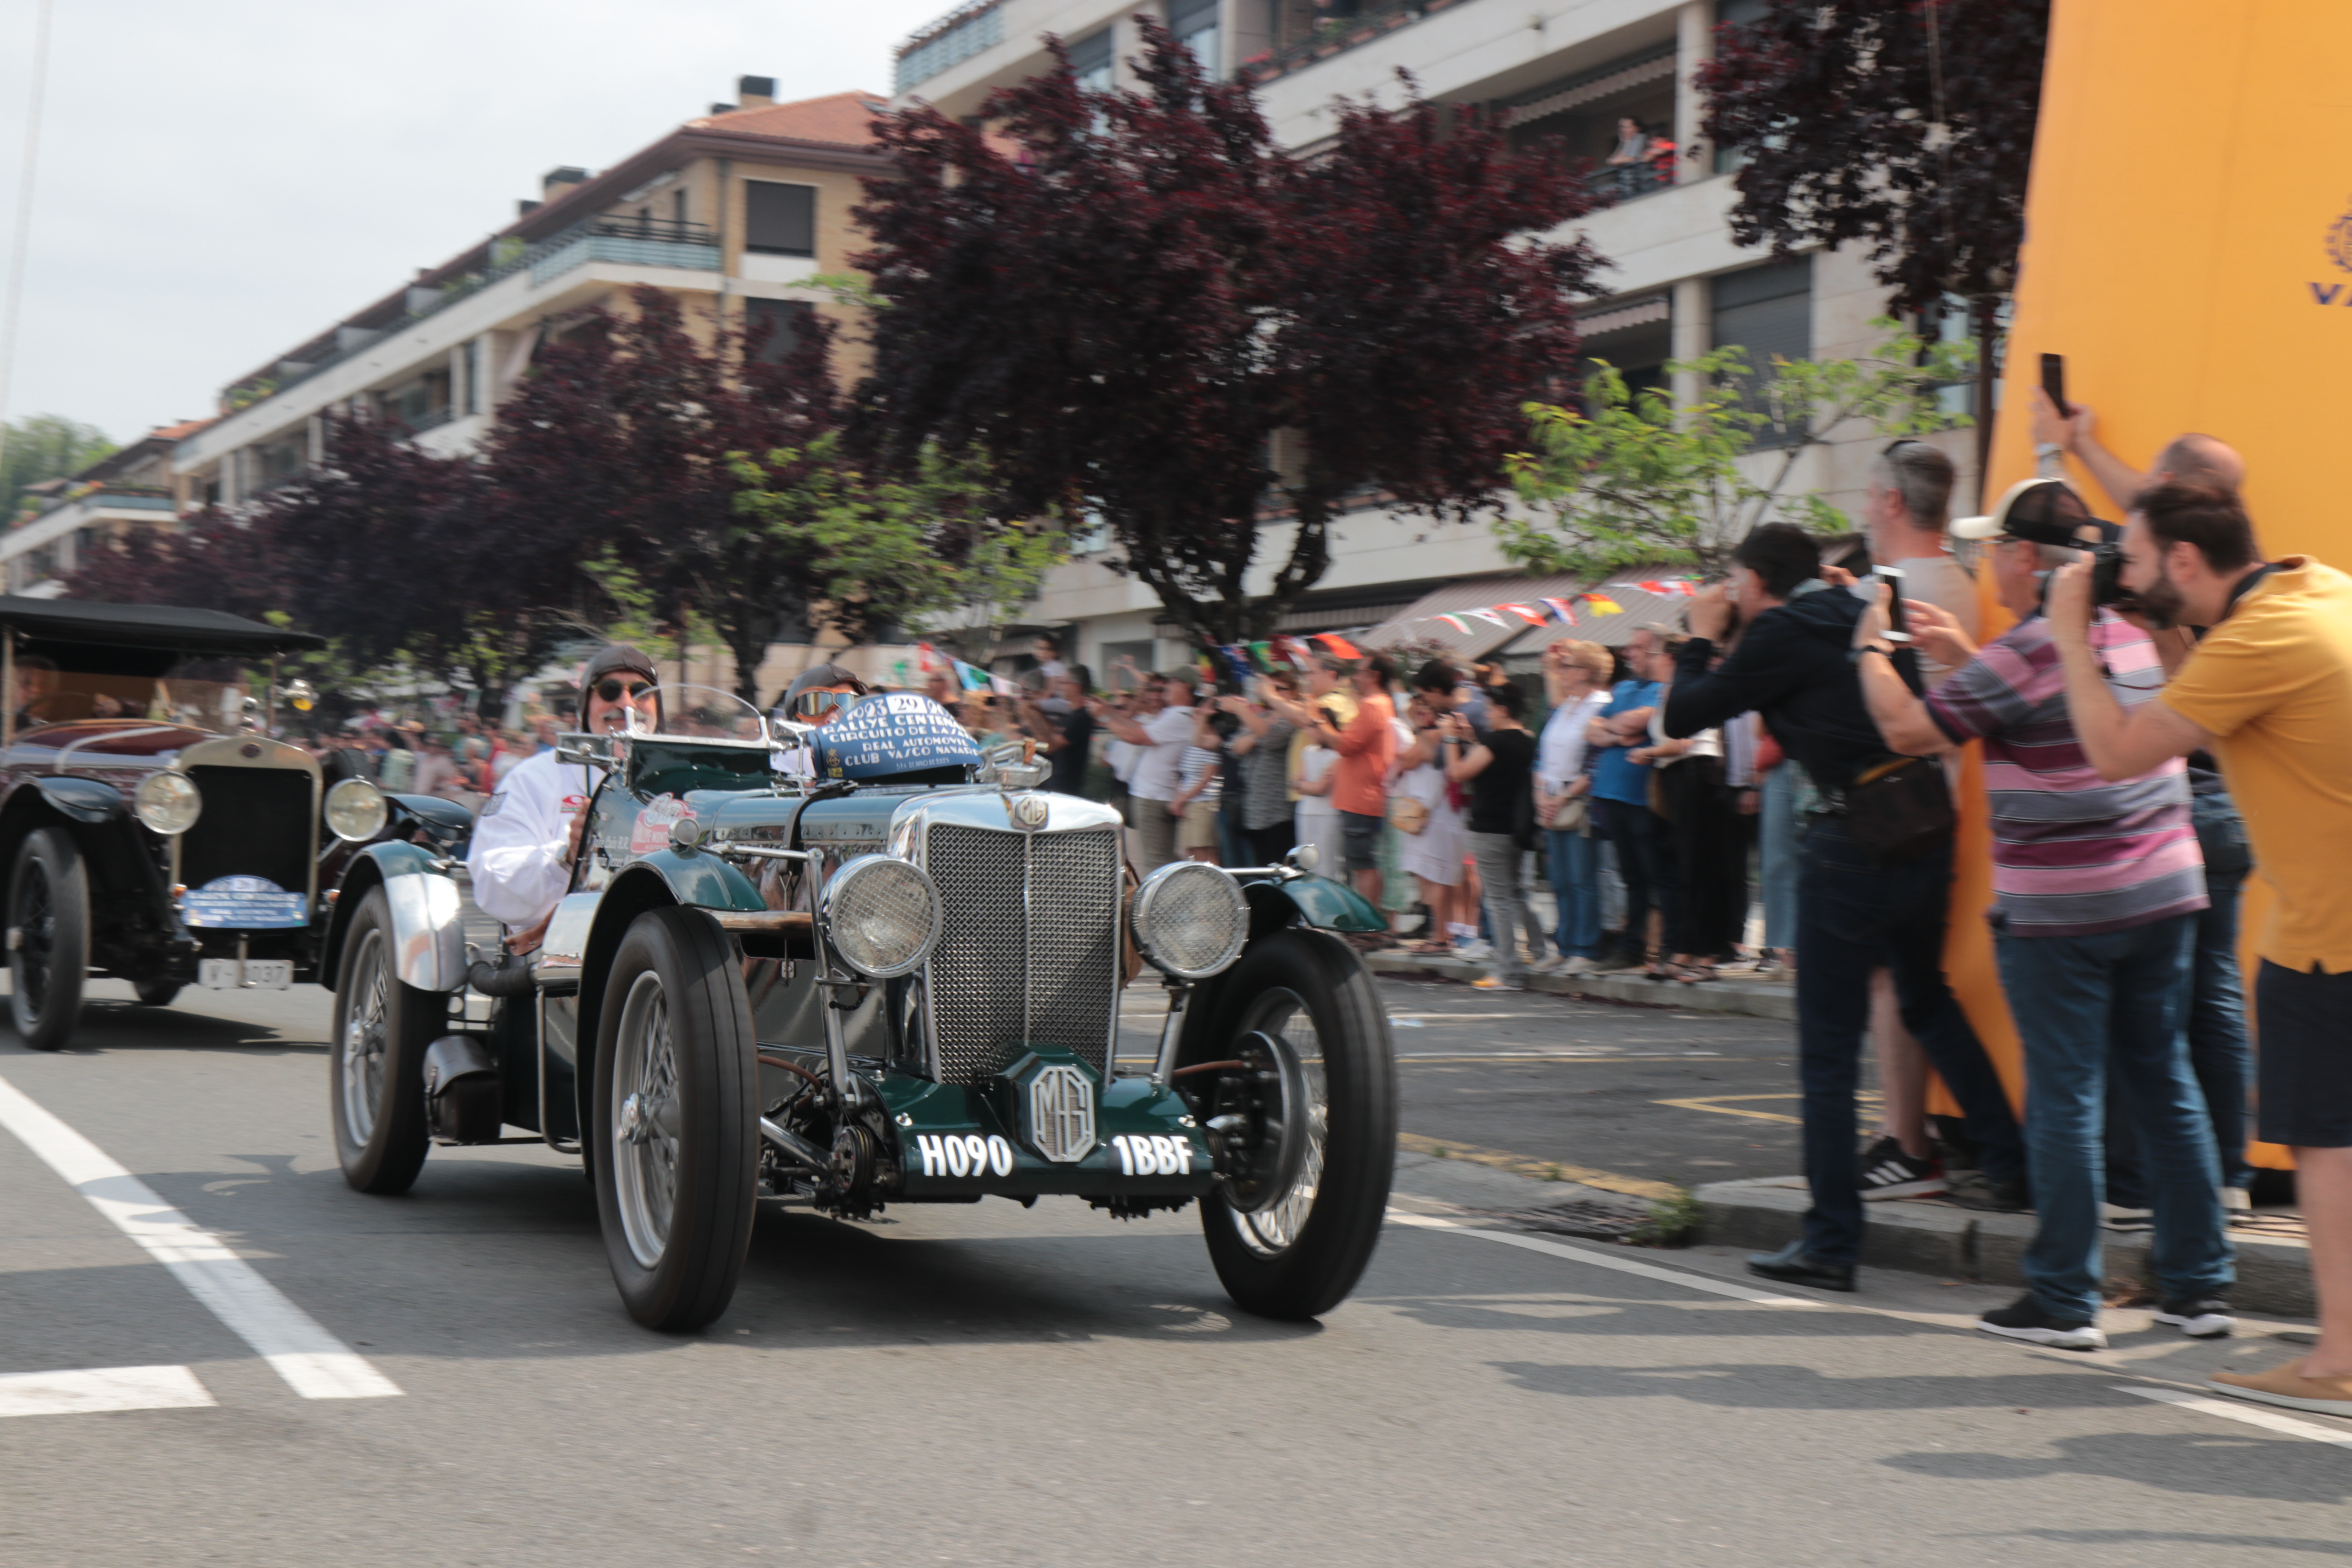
221, 216, 721, 416
895, 0, 1005, 93
1239, 0, 1471, 86
1587, 158, 1677, 206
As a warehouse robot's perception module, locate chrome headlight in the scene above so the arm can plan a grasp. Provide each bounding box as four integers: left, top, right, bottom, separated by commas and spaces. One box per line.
1131, 861, 1249, 980
820, 855, 942, 979
134, 771, 202, 835
323, 776, 389, 844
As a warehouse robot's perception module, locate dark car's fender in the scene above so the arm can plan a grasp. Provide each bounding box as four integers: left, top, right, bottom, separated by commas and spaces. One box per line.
1243, 873, 1385, 940
27, 776, 127, 825
319, 840, 466, 993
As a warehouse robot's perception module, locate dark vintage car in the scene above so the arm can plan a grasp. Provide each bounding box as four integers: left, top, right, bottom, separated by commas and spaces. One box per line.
323, 687, 1398, 1332
0, 596, 470, 1051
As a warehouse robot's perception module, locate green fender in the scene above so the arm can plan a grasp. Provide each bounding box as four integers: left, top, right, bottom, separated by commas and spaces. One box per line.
320, 838, 457, 992
619, 848, 766, 914
1249, 871, 1385, 935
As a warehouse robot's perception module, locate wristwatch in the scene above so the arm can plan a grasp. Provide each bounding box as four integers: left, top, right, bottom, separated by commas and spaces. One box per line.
1849, 643, 1897, 665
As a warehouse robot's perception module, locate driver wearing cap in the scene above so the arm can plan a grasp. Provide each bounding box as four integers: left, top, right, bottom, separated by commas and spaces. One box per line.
466, 643, 659, 945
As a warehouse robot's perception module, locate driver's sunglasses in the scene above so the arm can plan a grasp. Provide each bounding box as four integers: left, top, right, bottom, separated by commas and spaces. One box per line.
594, 679, 656, 703
793, 690, 860, 719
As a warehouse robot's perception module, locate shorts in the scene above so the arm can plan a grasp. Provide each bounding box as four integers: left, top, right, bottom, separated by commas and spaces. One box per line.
1176, 799, 1221, 855
2255, 960, 2352, 1147
1339, 810, 1383, 873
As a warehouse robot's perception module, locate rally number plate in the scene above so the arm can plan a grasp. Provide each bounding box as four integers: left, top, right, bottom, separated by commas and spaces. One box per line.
198, 959, 292, 991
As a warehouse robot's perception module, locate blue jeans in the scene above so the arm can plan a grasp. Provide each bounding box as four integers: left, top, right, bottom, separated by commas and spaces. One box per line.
1545, 826, 1603, 960
1793, 817, 2027, 1265
2107, 790, 2256, 1202
1759, 764, 1800, 953
1994, 911, 2233, 1321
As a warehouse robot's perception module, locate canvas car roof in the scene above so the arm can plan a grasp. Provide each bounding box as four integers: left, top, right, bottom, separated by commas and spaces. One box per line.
0, 596, 327, 656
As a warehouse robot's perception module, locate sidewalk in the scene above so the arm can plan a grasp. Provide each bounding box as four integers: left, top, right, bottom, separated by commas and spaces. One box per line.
1367, 947, 1795, 1022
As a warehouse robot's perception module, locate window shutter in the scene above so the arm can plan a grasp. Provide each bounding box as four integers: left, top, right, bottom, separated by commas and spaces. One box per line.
744, 181, 816, 257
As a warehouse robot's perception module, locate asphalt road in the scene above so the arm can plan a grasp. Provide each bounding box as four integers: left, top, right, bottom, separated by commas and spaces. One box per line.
4, 977, 2348, 1568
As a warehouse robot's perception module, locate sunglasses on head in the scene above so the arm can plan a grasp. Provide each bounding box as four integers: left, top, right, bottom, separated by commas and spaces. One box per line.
793, 689, 861, 718
593, 679, 656, 703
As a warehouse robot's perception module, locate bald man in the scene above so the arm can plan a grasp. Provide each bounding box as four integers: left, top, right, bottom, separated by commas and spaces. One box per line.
2032, 388, 2260, 1230
2031, 388, 2246, 512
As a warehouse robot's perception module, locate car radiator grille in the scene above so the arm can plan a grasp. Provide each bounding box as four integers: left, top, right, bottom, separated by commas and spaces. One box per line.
922, 823, 1120, 1085
179, 767, 314, 895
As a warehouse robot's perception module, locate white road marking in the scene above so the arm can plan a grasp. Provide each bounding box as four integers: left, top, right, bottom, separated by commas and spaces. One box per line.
2119, 1385, 2352, 1449
0, 1073, 400, 1401
1386, 1211, 1814, 1306
0, 1364, 214, 1419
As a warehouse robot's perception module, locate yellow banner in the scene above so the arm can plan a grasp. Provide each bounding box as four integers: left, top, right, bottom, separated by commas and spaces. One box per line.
1952, 0, 2352, 1166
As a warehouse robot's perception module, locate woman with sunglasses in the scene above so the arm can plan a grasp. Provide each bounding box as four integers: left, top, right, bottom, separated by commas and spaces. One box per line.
464, 643, 661, 949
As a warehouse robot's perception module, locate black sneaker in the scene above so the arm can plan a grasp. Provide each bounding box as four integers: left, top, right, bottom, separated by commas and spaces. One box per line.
1977, 1292, 2107, 1351
1857, 1135, 1946, 1201
1942, 1172, 2030, 1212
2153, 1296, 2236, 1339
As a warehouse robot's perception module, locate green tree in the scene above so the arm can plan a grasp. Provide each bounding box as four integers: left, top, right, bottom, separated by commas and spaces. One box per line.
729, 435, 1061, 679
2, 414, 116, 519
1497, 321, 1975, 577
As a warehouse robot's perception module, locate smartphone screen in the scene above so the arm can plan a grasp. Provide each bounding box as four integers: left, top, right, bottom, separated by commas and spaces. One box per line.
2040, 352, 2071, 418
1875, 564, 1912, 644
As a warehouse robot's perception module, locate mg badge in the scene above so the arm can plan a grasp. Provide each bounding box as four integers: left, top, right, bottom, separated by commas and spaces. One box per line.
1011, 794, 1050, 829
1025, 1063, 1095, 1163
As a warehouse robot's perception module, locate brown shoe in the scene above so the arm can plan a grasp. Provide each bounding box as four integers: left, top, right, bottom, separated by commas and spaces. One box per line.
2209, 1360, 2352, 1416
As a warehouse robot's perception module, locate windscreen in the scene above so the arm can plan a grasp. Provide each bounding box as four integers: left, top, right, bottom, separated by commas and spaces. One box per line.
14, 655, 261, 734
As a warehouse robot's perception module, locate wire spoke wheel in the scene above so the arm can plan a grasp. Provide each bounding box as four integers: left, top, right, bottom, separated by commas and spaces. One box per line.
590, 906, 757, 1332
1227, 990, 1328, 1259
611, 971, 684, 1270
17, 859, 52, 1016
340, 928, 392, 1145
1192, 927, 1396, 1321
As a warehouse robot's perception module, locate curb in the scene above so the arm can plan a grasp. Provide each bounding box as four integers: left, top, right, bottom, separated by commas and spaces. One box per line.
1695, 1176, 2317, 1317
1367, 950, 1797, 1021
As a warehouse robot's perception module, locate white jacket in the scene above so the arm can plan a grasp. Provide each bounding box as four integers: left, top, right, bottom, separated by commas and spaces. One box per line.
464, 748, 599, 931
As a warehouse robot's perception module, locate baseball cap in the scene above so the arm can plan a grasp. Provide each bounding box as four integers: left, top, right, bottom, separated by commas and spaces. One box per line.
1951, 478, 2119, 548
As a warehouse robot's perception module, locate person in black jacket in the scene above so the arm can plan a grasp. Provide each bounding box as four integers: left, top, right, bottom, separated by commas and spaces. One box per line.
1663, 523, 2027, 1292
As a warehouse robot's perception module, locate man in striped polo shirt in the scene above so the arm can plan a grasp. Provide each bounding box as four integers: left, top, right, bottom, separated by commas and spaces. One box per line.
1853, 478, 2232, 1351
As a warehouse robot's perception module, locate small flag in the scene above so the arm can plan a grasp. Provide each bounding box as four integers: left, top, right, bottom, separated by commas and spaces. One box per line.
1275, 635, 1316, 669
1635, 579, 1697, 597
955, 659, 991, 691
1582, 594, 1624, 615
1501, 603, 1548, 626
1313, 633, 1361, 659
990, 673, 1020, 697
1435, 613, 1471, 636
1539, 597, 1579, 626
1219, 644, 1257, 686
1466, 607, 1509, 629
1247, 641, 1276, 671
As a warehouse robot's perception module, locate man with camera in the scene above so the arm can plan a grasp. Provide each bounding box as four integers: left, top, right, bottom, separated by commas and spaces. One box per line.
2042, 481, 2352, 1414
1853, 477, 2231, 1350
1666, 524, 2027, 1292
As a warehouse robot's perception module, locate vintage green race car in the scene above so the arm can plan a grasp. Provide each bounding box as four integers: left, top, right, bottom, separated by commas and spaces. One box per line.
320, 686, 1397, 1331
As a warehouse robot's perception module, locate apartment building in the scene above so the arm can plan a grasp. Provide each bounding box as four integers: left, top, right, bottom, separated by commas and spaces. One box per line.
891, 0, 1978, 676
172, 79, 890, 514
2, 419, 211, 595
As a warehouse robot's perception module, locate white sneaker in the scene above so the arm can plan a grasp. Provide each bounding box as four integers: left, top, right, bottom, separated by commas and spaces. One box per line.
1559, 956, 1597, 976
1454, 940, 1495, 961
1525, 955, 1562, 975
2100, 1202, 2153, 1233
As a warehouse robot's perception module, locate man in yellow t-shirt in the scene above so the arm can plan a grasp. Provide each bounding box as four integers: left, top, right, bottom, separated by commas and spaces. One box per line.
2048, 481, 2352, 1417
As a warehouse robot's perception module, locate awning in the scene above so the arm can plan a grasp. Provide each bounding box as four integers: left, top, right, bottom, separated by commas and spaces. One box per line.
0, 596, 325, 655
1355, 572, 1588, 662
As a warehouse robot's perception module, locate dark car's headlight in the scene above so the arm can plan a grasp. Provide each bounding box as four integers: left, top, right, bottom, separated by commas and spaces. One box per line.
134, 771, 202, 835
1131, 861, 1249, 980
324, 777, 389, 843
820, 855, 942, 979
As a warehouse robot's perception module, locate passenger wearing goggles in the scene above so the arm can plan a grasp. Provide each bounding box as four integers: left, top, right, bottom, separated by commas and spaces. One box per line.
465, 643, 659, 943
771, 662, 870, 777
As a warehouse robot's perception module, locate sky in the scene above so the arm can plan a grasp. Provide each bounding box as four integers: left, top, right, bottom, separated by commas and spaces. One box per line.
0, 0, 954, 444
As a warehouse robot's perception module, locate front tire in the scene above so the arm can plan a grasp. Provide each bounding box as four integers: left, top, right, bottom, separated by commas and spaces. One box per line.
1192, 927, 1397, 1320
591, 907, 758, 1332
330, 887, 439, 1194
9, 827, 89, 1051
